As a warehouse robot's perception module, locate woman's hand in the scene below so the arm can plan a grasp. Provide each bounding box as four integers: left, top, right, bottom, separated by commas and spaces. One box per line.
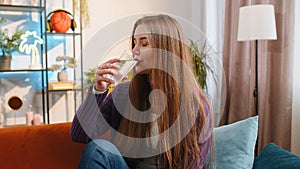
94, 58, 121, 92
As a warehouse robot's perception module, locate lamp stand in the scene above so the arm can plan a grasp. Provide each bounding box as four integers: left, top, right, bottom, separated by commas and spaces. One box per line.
254, 40, 258, 116
254, 40, 259, 157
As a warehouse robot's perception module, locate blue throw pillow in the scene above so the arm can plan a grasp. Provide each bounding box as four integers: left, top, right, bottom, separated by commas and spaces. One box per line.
206, 116, 258, 169
253, 142, 300, 169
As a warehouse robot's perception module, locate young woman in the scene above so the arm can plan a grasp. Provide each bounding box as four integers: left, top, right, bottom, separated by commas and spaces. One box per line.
71, 14, 214, 169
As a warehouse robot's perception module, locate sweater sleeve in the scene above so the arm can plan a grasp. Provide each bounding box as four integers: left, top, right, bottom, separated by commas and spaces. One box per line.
70, 85, 111, 143
198, 93, 213, 168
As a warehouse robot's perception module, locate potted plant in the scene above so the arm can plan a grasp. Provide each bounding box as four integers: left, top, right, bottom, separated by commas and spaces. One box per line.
0, 17, 25, 70
48, 55, 76, 81
189, 39, 215, 91
84, 68, 96, 86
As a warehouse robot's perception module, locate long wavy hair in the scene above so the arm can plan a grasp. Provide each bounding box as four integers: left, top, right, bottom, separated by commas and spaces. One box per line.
115, 14, 213, 169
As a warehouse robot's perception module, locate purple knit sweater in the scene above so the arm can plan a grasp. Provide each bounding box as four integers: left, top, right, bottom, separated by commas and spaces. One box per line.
71, 82, 212, 168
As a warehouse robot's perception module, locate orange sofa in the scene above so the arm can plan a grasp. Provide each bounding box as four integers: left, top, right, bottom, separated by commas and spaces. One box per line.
0, 122, 86, 169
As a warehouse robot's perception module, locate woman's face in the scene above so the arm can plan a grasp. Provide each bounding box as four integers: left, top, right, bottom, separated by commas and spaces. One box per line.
132, 24, 153, 74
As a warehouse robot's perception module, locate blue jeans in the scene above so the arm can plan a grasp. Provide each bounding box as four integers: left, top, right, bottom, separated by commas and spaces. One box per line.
78, 139, 130, 169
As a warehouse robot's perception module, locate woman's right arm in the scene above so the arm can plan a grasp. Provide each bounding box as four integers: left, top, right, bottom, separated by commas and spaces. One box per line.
71, 58, 121, 144
70, 85, 109, 143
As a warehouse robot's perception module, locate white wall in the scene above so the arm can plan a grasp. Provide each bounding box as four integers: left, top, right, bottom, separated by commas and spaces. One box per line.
291, 0, 300, 156
82, 0, 201, 72
81, 1, 225, 125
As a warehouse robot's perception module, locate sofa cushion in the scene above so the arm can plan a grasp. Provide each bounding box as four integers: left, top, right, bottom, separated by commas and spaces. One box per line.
206, 116, 258, 169
0, 123, 86, 169
253, 142, 300, 169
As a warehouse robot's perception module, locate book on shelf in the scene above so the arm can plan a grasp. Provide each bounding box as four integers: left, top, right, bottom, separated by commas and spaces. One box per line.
48, 81, 76, 90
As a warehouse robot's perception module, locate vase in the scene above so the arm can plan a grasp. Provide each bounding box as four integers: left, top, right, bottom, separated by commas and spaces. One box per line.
0, 56, 12, 70
57, 71, 68, 81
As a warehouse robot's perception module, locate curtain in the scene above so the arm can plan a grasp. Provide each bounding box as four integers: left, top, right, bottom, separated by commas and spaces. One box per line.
291, 1, 300, 155
204, 0, 225, 127
192, 0, 225, 126
220, 0, 295, 153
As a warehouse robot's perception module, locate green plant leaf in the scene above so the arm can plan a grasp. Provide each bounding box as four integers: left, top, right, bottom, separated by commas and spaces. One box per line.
0, 19, 25, 56
189, 39, 214, 90
84, 68, 96, 85
49, 56, 77, 71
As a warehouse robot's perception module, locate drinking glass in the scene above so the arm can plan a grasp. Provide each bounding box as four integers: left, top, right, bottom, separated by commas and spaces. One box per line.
104, 49, 137, 84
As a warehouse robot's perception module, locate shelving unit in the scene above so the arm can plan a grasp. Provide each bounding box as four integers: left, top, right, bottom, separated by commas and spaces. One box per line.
44, 0, 84, 123
0, 0, 84, 126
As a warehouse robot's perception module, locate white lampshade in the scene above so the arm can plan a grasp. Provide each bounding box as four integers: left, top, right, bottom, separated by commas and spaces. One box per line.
237, 4, 277, 41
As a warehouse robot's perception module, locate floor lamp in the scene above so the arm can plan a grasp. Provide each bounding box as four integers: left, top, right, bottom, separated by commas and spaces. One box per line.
237, 4, 277, 116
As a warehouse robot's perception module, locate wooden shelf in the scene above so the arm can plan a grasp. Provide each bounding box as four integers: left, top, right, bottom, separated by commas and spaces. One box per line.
0, 4, 44, 12
48, 88, 82, 92
0, 69, 46, 72
48, 81, 77, 90
45, 32, 81, 36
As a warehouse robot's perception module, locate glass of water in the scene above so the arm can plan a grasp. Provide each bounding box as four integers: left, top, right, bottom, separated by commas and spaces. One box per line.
105, 49, 137, 84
